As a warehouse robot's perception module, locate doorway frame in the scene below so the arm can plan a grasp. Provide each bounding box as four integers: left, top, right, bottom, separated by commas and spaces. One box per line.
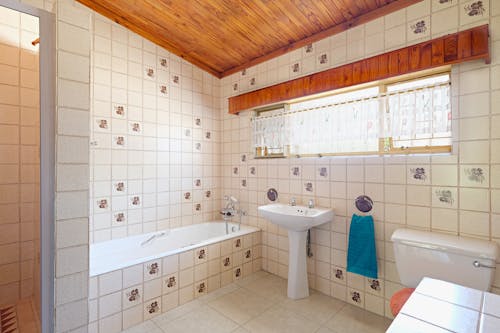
0, 1, 55, 332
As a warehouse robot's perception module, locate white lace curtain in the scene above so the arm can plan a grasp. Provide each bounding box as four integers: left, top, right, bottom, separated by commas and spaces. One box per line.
252, 83, 451, 156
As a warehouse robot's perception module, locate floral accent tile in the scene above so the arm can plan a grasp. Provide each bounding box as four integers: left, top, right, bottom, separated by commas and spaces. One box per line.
183, 191, 192, 201
114, 105, 125, 118
145, 67, 155, 79
123, 285, 142, 309
195, 248, 207, 263
461, 165, 489, 187
432, 187, 457, 208
249, 77, 256, 86
348, 289, 364, 307
159, 85, 167, 95
408, 166, 430, 184
241, 179, 247, 188
304, 182, 314, 193
114, 181, 126, 193
233, 167, 239, 176
194, 117, 201, 127
194, 142, 201, 151
241, 154, 247, 163
304, 43, 314, 54
163, 274, 178, 293
95, 118, 109, 131
433, 0, 454, 11
232, 83, 239, 92
96, 198, 109, 211
291, 62, 301, 74
130, 195, 142, 208
408, 17, 430, 41
195, 203, 201, 212
196, 281, 207, 296
333, 266, 346, 284
144, 298, 161, 320
317, 166, 329, 179
234, 267, 242, 280
194, 179, 202, 187
249, 166, 256, 176
290, 166, 301, 178
365, 278, 383, 296
171, 74, 180, 85
114, 212, 126, 223
129, 122, 141, 134
205, 190, 211, 198
114, 135, 126, 147
159, 58, 168, 68
233, 238, 242, 250
461, 0, 488, 25
205, 131, 211, 140
144, 261, 161, 281
243, 249, 252, 263
317, 52, 329, 66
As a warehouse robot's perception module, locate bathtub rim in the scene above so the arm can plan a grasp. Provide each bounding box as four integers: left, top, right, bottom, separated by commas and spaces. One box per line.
89, 222, 260, 277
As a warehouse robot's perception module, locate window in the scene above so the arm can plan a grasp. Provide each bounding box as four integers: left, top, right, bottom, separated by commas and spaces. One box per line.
251, 71, 451, 157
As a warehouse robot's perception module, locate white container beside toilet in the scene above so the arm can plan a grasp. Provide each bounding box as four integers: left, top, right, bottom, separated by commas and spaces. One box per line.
392, 229, 498, 291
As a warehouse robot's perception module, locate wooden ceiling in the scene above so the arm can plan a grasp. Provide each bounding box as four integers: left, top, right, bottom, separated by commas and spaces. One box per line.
77, 0, 422, 78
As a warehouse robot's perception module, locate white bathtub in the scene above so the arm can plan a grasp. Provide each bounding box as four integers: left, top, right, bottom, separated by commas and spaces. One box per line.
90, 221, 259, 276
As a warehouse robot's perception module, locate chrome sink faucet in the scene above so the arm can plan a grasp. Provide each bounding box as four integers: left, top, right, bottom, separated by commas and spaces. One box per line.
308, 199, 314, 208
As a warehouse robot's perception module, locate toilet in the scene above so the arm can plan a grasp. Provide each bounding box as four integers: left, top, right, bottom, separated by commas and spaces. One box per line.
390, 228, 499, 316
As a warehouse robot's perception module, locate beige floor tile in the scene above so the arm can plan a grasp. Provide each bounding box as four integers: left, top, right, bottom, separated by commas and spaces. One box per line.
324, 304, 391, 333
197, 282, 241, 303
231, 326, 251, 333
234, 270, 271, 287
158, 304, 239, 333
208, 287, 275, 324
315, 328, 336, 333
241, 274, 288, 302
243, 304, 321, 333
121, 320, 162, 333
280, 291, 345, 325
152, 299, 203, 327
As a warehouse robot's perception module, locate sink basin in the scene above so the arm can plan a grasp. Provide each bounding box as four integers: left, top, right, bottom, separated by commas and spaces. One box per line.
258, 203, 334, 299
258, 203, 333, 231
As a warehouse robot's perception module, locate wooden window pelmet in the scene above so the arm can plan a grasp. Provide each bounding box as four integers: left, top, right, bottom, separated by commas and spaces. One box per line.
228, 25, 490, 115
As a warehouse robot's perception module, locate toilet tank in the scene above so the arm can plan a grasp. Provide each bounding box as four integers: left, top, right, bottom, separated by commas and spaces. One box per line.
392, 229, 498, 291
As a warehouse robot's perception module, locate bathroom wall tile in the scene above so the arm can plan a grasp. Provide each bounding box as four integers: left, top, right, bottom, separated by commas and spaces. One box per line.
459, 188, 490, 212
99, 270, 122, 296
99, 291, 122, 318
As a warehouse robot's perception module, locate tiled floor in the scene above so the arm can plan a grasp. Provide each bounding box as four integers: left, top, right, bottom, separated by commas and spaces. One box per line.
123, 271, 392, 333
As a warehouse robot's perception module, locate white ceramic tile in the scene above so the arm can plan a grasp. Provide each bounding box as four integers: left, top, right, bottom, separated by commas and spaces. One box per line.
401, 292, 479, 333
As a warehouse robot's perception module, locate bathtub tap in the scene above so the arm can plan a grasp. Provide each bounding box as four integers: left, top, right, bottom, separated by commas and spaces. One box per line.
140, 231, 168, 246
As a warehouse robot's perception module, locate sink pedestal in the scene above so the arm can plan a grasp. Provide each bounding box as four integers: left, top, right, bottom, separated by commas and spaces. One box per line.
287, 230, 309, 299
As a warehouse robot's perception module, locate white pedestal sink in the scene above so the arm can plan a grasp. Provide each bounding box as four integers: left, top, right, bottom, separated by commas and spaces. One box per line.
258, 203, 334, 299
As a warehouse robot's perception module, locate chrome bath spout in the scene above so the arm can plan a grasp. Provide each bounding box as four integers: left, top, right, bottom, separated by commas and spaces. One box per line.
141, 231, 167, 246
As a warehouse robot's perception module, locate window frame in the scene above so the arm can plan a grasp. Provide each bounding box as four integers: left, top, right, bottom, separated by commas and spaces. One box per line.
252, 67, 452, 159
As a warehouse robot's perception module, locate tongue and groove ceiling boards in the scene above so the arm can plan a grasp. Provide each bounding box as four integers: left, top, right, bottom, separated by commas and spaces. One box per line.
77, 0, 422, 78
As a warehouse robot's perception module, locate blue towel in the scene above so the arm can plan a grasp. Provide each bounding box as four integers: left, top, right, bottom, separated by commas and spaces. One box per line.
347, 214, 378, 279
